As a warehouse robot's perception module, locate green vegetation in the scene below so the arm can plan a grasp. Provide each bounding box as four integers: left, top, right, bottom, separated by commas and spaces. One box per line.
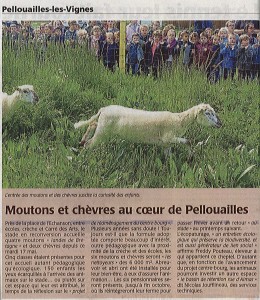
2, 40, 259, 188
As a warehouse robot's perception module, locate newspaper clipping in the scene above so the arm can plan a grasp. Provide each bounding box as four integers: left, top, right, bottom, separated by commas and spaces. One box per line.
1, 0, 260, 299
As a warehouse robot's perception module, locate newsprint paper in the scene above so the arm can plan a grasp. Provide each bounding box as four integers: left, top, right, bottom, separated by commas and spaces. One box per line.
1, 0, 260, 299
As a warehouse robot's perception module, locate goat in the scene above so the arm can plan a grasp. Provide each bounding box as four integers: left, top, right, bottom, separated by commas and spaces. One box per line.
2, 85, 39, 114
74, 104, 222, 149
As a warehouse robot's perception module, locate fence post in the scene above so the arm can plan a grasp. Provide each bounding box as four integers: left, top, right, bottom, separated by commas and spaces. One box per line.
119, 21, 126, 72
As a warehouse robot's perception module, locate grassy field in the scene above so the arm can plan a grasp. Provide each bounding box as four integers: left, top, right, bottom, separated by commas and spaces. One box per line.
2, 40, 259, 188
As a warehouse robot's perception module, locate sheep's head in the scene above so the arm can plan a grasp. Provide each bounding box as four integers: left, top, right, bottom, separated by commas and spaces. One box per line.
196, 104, 222, 128
16, 85, 39, 104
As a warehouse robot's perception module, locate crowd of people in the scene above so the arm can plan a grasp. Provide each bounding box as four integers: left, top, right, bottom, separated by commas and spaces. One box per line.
2, 20, 260, 81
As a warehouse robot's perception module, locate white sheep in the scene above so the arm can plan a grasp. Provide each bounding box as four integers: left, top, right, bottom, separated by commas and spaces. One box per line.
1, 85, 39, 115
74, 104, 222, 149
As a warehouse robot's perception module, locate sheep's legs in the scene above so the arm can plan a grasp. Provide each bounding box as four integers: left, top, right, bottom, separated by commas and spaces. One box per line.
173, 138, 194, 160
162, 137, 190, 145
84, 137, 94, 148
84, 135, 100, 149
164, 147, 172, 157
164, 137, 191, 158
79, 122, 97, 146
172, 137, 190, 145
83, 125, 103, 149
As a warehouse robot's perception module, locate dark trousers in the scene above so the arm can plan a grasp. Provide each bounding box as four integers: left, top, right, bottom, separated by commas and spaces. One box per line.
223, 68, 236, 80
140, 60, 149, 75
207, 66, 220, 83
130, 63, 140, 75
104, 62, 115, 72
252, 64, 260, 80
238, 69, 252, 81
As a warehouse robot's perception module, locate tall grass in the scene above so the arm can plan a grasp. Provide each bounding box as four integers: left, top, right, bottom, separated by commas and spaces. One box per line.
2, 38, 259, 188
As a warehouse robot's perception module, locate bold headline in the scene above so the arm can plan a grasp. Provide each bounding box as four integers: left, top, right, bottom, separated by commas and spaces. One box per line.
5, 205, 249, 215
2, 6, 94, 14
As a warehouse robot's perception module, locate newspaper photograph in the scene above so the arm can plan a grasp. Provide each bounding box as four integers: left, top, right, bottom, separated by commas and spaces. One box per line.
1, 0, 260, 299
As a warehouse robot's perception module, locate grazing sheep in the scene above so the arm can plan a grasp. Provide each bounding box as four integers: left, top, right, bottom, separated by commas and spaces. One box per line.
74, 104, 222, 149
2, 85, 39, 114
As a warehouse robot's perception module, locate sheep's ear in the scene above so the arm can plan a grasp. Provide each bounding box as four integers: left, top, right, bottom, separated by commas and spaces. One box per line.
200, 104, 210, 113
197, 105, 206, 114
